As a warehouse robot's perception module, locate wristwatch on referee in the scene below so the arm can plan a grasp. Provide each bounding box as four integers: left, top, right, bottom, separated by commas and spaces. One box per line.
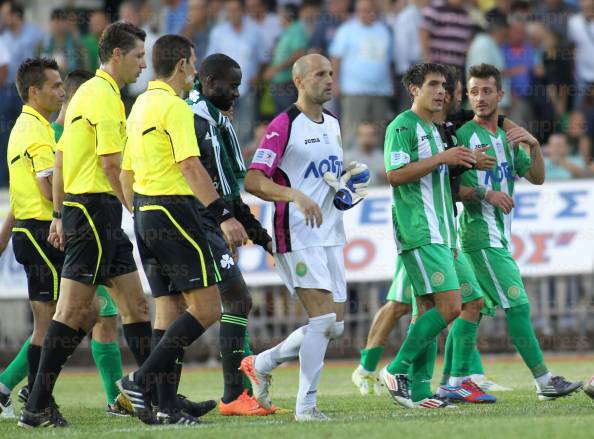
52, 211, 62, 219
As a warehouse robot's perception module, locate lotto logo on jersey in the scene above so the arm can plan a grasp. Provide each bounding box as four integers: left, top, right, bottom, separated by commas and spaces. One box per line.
483, 161, 512, 185
304, 155, 343, 179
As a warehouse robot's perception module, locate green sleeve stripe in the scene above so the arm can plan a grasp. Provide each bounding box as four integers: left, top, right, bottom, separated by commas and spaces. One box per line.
220, 315, 248, 326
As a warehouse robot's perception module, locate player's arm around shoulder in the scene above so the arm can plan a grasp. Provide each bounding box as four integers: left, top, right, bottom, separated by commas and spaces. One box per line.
505, 124, 545, 185
384, 118, 476, 187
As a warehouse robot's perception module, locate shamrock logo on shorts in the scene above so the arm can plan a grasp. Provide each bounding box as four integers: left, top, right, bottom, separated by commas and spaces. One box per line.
296, 262, 308, 277
220, 254, 235, 269
507, 286, 520, 300
431, 272, 445, 287
460, 283, 472, 297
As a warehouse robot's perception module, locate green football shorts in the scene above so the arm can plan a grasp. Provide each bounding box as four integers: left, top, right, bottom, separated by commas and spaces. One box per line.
464, 247, 528, 309
400, 244, 460, 296
386, 258, 413, 305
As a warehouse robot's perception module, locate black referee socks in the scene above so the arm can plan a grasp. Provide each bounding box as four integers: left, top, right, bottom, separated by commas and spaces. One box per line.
135, 313, 204, 387
26, 344, 41, 393
27, 321, 85, 410
123, 321, 152, 367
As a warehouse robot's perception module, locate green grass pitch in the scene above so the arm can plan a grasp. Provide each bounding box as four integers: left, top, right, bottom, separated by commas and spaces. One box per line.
2, 355, 594, 438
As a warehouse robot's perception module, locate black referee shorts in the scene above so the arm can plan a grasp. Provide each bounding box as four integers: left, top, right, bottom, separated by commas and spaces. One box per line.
61, 193, 137, 286
134, 194, 239, 297
12, 219, 64, 302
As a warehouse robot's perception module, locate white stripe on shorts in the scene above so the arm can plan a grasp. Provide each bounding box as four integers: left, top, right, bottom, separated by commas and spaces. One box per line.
413, 249, 433, 294
480, 249, 509, 308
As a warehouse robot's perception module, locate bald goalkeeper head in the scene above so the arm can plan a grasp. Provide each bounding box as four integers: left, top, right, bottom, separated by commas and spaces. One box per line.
292, 54, 334, 109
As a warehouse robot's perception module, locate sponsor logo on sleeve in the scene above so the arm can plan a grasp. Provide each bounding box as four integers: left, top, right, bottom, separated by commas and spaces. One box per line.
390, 151, 410, 167
252, 149, 277, 167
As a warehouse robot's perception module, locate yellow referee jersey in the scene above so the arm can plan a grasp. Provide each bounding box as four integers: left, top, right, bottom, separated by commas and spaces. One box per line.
58, 69, 126, 194
122, 80, 199, 196
7, 105, 56, 220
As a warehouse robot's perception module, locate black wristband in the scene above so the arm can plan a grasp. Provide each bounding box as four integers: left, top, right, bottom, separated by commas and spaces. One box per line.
52, 211, 62, 219
206, 198, 234, 224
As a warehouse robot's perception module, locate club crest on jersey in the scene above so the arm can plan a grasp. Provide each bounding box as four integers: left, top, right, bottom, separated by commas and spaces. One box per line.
304, 155, 343, 179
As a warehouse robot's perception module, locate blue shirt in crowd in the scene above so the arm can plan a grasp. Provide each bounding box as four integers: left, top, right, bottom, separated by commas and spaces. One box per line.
329, 18, 393, 96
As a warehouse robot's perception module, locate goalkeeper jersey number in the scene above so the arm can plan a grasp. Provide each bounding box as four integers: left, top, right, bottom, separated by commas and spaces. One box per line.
457, 120, 532, 252
384, 110, 456, 253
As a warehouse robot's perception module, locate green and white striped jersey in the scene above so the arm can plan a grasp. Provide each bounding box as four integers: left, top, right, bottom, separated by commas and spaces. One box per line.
457, 120, 532, 252
384, 110, 456, 253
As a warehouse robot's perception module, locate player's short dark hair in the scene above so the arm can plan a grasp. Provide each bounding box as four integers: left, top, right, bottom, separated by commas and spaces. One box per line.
468, 63, 502, 90
64, 69, 94, 101
16, 57, 60, 102
402, 63, 448, 97
443, 65, 461, 97
98, 21, 146, 63
199, 53, 241, 83
152, 34, 194, 78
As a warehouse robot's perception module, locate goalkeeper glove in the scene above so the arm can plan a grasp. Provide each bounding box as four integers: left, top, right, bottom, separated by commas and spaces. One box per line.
323, 161, 370, 211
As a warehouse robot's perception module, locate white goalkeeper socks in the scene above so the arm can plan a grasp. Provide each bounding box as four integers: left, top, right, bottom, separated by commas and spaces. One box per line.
295, 313, 336, 416
255, 325, 308, 375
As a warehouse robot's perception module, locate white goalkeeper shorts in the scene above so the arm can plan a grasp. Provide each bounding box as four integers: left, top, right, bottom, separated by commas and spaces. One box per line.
274, 245, 347, 303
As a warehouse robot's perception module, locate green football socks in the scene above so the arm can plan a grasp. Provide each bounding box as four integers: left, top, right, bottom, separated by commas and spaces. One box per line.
91, 339, 124, 405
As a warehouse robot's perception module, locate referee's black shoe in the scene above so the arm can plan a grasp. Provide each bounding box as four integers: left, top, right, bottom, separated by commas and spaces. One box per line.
177, 394, 217, 418
117, 373, 156, 424
157, 408, 201, 426
17, 405, 67, 428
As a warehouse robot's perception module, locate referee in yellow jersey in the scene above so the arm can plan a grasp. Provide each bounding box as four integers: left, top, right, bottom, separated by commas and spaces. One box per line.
6, 58, 64, 412
118, 34, 247, 425
20, 22, 151, 428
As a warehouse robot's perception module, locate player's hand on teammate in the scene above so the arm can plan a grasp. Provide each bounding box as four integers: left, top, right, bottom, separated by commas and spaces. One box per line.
292, 189, 323, 228
485, 190, 515, 214
441, 147, 476, 168
506, 126, 539, 149
473, 146, 497, 170
48, 218, 65, 251
220, 218, 249, 254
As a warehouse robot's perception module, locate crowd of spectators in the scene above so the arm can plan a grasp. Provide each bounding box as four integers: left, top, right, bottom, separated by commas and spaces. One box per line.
1, 0, 594, 188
